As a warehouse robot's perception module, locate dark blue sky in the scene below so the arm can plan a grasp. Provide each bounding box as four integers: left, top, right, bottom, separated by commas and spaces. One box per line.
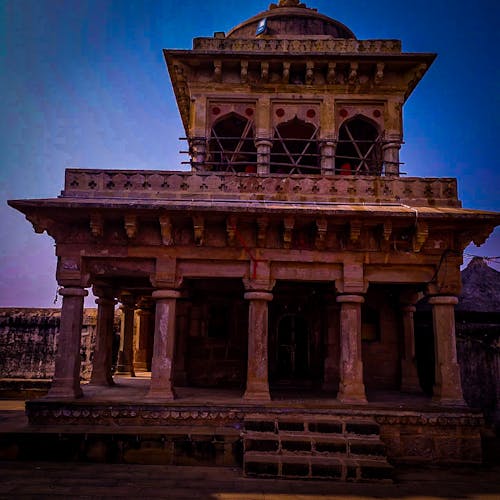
1, 0, 499, 307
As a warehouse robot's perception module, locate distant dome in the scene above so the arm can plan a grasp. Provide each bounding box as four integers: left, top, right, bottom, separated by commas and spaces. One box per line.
227, 2, 356, 39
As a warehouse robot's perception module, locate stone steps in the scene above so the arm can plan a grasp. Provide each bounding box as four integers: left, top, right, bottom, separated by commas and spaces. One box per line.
242, 414, 393, 481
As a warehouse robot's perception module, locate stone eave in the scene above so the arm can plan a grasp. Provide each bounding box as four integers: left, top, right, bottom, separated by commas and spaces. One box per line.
8, 197, 500, 222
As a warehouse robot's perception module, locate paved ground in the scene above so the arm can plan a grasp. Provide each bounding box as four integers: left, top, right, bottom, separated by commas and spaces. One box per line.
2, 397, 500, 499
0, 461, 499, 499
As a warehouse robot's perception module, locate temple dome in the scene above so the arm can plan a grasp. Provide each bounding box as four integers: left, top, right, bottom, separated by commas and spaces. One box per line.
226, 1, 356, 39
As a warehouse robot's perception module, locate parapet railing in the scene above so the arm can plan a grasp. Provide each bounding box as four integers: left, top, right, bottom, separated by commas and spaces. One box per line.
63, 169, 460, 208
192, 38, 402, 54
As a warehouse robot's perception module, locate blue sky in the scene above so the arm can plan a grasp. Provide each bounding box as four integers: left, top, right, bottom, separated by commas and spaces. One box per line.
1, 0, 499, 307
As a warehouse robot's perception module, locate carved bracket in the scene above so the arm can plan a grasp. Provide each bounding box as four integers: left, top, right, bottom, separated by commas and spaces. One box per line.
412, 221, 429, 252
25, 213, 53, 235
348, 62, 358, 85
226, 215, 238, 246
257, 216, 269, 247
124, 215, 138, 239
261, 61, 269, 82
193, 215, 205, 246
240, 60, 248, 84
315, 218, 328, 250
306, 61, 314, 85
327, 62, 336, 84
282, 62, 290, 83
374, 62, 385, 84
90, 213, 103, 238
283, 217, 294, 249
349, 220, 362, 243
159, 215, 173, 246
214, 59, 222, 82
382, 220, 392, 241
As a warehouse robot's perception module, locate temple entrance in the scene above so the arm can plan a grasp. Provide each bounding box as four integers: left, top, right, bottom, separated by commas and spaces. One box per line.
269, 281, 327, 388
276, 313, 310, 380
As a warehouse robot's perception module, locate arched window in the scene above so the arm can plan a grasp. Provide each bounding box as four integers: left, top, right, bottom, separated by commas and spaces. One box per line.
207, 113, 256, 172
270, 117, 320, 174
336, 116, 382, 175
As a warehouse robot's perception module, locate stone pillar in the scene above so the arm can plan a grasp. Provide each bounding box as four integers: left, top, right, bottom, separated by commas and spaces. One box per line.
189, 137, 206, 171
382, 138, 401, 176
89, 289, 116, 386
336, 294, 367, 403
134, 304, 153, 373
428, 296, 464, 405
116, 294, 136, 376
400, 305, 421, 393
47, 287, 88, 399
255, 139, 273, 175
323, 300, 340, 392
320, 140, 336, 176
243, 291, 273, 401
146, 289, 181, 400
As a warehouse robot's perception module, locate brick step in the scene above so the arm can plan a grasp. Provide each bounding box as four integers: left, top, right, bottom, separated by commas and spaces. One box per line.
244, 452, 393, 481
243, 416, 380, 436
244, 434, 387, 457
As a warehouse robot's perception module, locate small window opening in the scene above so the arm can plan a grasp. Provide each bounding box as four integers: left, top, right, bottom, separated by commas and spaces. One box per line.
336, 117, 382, 175
207, 113, 257, 172
270, 117, 320, 174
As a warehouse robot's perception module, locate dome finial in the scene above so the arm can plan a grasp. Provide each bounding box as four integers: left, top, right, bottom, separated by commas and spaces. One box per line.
270, 0, 307, 8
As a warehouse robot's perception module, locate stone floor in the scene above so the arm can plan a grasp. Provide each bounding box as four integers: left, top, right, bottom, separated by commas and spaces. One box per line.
0, 460, 499, 499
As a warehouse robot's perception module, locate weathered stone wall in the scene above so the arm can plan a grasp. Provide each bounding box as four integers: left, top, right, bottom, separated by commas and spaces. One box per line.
0, 308, 98, 380
456, 318, 500, 426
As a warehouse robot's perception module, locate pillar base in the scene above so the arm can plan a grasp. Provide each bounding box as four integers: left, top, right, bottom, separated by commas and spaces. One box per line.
46, 383, 83, 400
337, 381, 367, 404
243, 389, 271, 402
88, 377, 115, 387
144, 389, 176, 402
401, 360, 422, 393
432, 395, 466, 407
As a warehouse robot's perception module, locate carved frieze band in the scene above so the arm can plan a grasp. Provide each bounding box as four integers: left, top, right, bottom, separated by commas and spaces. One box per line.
63, 171, 460, 208
193, 38, 402, 54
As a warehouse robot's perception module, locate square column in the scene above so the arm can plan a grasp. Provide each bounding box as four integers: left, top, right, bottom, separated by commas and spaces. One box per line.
428, 295, 465, 405
146, 289, 181, 401
47, 286, 88, 399
89, 289, 116, 386
322, 298, 340, 392
243, 291, 273, 402
116, 294, 136, 376
134, 300, 153, 372
336, 294, 367, 403
400, 304, 422, 393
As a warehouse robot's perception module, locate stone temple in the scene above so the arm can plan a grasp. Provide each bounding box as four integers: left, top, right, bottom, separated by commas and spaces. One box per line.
7, 0, 500, 479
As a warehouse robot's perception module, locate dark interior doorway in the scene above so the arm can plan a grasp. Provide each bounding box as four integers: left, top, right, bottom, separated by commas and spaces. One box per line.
276, 314, 310, 380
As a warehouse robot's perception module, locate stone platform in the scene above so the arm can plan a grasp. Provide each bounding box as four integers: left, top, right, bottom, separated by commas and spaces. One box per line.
0, 375, 484, 473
